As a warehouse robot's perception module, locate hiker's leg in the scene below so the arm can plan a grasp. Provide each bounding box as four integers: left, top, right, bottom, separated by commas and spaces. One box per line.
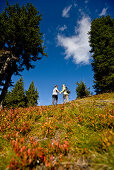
54, 97, 56, 105
52, 96, 55, 105
55, 95, 58, 105
66, 95, 69, 103
63, 95, 65, 104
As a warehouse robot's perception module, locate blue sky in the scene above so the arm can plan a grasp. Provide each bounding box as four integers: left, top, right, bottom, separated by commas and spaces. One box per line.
0, 0, 114, 105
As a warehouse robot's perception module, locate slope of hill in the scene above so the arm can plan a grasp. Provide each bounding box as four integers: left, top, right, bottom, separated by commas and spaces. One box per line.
0, 93, 114, 169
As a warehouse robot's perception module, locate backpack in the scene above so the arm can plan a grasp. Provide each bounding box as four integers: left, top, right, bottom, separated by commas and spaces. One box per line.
66, 87, 70, 94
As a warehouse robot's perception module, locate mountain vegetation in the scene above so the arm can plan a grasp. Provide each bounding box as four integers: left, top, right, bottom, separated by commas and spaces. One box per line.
0, 93, 114, 169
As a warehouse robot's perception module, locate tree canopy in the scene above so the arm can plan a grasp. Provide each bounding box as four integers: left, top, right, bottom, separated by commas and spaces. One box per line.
0, 3, 46, 104
89, 16, 114, 94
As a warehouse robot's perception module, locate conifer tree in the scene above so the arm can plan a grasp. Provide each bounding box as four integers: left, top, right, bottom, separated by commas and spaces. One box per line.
76, 81, 90, 98
11, 77, 26, 108
89, 16, 114, 93
26, 81, 38, 107
3, 91, 12, 108
0, 3, 46, 104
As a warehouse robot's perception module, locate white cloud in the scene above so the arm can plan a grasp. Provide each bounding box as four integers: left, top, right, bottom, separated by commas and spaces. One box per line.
57, 16, 91, 65
99, 8, 108, 16
59, 25, 67, 31
62, 5, 72, 18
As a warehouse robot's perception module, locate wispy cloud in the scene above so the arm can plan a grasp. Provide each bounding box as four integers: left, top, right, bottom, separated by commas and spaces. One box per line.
74, 3, 78, 7
99, 8, 108, 16
84, 0, 88, 4
62, 5, 72, 18
85, 0, 88, 3
78, 8, 85, 16
58, 25, 67, 31
57, 16, 91, 65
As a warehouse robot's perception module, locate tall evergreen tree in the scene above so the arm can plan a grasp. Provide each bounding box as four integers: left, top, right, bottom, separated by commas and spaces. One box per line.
3, 91, 13, 108
76, 81, 90, 98
89, 16, 114, 94
0, 3, 47, 104
26, 81, 38, 106
11, 77, 26, 108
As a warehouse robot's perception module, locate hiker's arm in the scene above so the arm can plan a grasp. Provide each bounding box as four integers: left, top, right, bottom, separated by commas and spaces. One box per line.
57, 89, 60, 92
60, 88, 65, 93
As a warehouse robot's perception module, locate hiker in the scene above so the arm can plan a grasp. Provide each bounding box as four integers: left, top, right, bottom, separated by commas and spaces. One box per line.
60, 84, 69, 104
52, 85, 60, 105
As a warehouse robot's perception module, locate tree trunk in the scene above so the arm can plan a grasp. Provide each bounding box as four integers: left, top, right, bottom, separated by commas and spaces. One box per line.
0, 68, 14, 105
0, 56, 11, 74
0, 51, 17, 85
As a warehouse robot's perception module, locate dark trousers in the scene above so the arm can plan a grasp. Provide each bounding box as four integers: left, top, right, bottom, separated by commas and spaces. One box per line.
52, 95, 58, 105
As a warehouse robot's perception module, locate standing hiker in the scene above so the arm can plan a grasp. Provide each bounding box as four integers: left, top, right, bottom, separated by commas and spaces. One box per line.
52, 85, 60, 105
60, 84, 69, 104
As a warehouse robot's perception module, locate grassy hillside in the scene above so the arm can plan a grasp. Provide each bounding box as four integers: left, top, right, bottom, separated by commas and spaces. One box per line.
0, 93, 114, 169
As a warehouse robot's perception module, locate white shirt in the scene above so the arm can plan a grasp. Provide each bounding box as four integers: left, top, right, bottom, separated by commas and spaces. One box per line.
52, 87, 58, 95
